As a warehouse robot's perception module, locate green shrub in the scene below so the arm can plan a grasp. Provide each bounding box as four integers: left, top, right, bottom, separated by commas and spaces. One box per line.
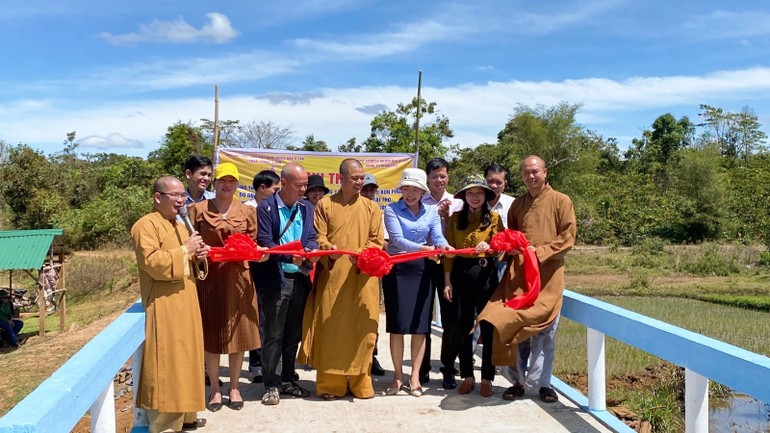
674, 244, 740, 276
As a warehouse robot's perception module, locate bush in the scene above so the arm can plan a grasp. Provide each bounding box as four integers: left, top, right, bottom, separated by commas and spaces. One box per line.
673, 244, 740, 276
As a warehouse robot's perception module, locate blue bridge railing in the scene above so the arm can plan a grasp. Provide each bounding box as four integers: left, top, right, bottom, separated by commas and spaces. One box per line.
1, 291, 768, 433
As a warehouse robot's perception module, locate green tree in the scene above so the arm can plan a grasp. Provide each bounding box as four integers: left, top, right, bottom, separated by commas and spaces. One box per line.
494, 102, 604, 193
338, 137, 362, 153
363, 98, 452, 165
698, 104, 766, 166
288, 134, 331, 152
0, 144, 55, 228
148, 122, 210, 178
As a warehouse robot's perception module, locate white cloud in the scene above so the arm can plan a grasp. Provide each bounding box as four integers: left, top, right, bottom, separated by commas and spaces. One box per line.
80, 133, 143, 149
100, 12, 238, 45
292, 19, 462, 59
4, 67, 770, 157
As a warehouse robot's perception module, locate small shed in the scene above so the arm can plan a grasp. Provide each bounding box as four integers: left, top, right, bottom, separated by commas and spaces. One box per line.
0, 229, 66, 336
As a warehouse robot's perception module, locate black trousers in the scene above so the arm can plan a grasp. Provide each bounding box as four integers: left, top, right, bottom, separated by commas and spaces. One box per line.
260, 272, 311, 388
420, 259, 460, 377
248, 266, 265, 370
451, 257, 498, 381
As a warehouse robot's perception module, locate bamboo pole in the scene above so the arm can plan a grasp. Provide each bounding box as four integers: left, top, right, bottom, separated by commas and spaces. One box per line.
415, 70, 422, 165
213, 84, 220, 157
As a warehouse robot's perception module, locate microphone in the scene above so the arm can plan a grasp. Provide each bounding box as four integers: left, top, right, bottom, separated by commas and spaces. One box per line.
177, 205, 208, 280
177, 205, 195, 235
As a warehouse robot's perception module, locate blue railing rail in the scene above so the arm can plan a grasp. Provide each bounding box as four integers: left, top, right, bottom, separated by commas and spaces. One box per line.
1, 292, 769, 433
0, 301, 145, 433
558, 290, 770, 433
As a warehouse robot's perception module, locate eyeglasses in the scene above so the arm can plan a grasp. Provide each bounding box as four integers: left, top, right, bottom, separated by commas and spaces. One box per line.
158, 192, 188, 199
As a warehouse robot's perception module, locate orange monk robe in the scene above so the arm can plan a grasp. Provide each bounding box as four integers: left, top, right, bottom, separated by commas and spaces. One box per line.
477, 185, 576, 365
299, 193, 384, 377
131, 211, 205, 414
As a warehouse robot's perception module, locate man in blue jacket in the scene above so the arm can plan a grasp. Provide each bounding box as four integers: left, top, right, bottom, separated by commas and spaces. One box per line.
254, 162, 319, 405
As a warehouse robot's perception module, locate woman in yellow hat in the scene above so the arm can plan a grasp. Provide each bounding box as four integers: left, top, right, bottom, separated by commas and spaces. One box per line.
189, 162, 265, 411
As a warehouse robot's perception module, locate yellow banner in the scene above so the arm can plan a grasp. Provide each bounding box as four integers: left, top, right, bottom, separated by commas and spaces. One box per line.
215, 149, 417, 210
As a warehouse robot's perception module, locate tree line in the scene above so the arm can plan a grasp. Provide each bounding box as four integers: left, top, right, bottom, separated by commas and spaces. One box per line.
0, 101, 768, 250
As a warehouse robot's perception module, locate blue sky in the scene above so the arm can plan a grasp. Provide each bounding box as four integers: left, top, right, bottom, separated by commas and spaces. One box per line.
2, 0, 770, 158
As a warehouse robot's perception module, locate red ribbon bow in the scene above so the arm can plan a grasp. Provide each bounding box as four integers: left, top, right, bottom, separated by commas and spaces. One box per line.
490, 230, 541, 310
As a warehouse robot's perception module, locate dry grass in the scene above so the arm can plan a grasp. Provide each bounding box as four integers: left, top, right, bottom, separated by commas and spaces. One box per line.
0, 249, 138, 416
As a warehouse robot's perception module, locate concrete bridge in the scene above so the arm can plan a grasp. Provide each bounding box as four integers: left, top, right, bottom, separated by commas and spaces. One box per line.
2, 291, 769, 433
196, 315, 612, 433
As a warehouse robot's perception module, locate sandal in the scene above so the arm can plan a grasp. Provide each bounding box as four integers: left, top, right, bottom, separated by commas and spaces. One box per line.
321, 393, 339, 401
502, 383, 525, 400
262, 387, 280, 406
281, 383, 311, 398
539, 387, 559, 403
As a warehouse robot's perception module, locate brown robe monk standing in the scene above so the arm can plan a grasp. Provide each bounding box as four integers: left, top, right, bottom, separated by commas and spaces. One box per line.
299, 158, 384, 399
477, 155, 576, 403
131, 176, 208, 433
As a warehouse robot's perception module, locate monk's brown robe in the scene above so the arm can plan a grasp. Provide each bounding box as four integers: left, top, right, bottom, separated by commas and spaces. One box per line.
477, 185, 576, 365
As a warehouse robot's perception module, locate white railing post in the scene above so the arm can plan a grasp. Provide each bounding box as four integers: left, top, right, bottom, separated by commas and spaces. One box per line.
685, 368, 708, 433
586, 327, 606, 411
90, 381, 116, 433
132, 343, 148, 427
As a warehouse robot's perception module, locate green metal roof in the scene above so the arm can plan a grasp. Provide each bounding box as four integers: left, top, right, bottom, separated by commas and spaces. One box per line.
0, 229, 63, 271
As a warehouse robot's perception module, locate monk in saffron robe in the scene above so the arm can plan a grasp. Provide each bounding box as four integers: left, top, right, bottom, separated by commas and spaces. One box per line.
131, 176, 208, 433
299, 158, 384, 399
477, 155, 576, 403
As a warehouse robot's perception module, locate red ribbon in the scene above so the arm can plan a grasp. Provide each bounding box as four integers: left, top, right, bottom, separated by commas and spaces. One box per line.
209, 235, 303, 262
208, 230, 542, 310
490, 230, 541, 310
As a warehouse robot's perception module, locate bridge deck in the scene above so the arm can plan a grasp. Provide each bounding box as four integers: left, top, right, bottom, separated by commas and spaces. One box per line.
186, 313, 613, 433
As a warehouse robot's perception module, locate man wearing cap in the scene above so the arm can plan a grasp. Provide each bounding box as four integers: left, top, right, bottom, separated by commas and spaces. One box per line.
305, 174, 329, 207
0, 289, 23, 348
420, 158, 464, 389
253, 163, 318, 405
478, 155, 576, 403
359, 173, 386, 377
131, 175, 208, 432
299, 158, 384, 400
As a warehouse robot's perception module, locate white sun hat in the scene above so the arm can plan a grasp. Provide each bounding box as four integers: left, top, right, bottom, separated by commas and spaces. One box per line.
395, 168, 429, 192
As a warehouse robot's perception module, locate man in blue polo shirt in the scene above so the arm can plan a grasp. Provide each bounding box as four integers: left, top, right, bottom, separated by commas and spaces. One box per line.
253, 163, 319, 405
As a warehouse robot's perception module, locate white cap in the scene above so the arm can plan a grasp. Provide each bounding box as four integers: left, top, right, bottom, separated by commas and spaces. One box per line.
395, 168, 429, 192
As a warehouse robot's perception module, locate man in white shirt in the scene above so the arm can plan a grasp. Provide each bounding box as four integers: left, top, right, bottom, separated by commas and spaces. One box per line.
419, 158, 463, 389
485, 163, 515, 229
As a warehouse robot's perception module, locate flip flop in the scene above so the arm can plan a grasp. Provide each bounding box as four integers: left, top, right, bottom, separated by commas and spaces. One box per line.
539, 387, 559, 403
502, 383, 525, 400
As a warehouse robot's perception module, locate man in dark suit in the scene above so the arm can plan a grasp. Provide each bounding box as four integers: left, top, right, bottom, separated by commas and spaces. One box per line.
254, 163, 319, 405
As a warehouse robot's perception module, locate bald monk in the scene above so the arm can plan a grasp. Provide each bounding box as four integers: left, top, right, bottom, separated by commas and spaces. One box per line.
299, 158, 384, 399
131, 176, 208, 432
477, 155, 576, 403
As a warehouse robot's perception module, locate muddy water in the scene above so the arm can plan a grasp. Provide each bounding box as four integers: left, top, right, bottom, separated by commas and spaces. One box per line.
710, 394, 770, 433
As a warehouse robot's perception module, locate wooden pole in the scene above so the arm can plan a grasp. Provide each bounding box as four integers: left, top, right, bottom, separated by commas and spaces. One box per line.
58, 264, 66, 332
213, 84, 220, 158
414, 70, 422, 165
37, 270, 45, 337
